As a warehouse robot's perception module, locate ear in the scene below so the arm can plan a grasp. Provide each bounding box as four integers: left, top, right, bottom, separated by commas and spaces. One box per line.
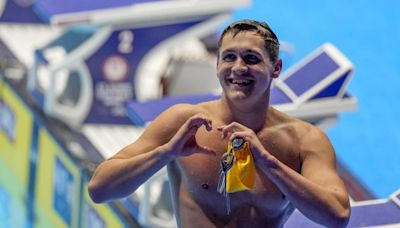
272, 59, 282, 79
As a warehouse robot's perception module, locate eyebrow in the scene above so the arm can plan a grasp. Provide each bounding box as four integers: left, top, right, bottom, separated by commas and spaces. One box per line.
221, 49, 263, 56
222, 48, 261, 53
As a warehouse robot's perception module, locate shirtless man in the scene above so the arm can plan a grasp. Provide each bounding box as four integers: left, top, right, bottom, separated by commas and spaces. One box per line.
88, 19, 350, 227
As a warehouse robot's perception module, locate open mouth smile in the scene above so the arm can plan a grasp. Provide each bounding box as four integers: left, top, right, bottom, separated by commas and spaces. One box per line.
228, 79, 254, 87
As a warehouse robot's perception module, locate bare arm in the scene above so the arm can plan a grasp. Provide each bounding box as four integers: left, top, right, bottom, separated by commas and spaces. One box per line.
88, 104, 215, 203
261, 126, 350, 227
219, 122, 350, 227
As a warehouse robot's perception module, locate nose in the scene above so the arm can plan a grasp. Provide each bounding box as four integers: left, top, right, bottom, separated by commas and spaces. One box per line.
232, 59, 248, 75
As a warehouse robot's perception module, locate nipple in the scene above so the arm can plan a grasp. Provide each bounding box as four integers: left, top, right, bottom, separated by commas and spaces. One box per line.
202, 183, 209, 189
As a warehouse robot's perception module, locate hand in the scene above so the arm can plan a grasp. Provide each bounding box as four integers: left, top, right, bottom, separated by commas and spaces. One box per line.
217, 122, 270, 161
165, 113, 216, 158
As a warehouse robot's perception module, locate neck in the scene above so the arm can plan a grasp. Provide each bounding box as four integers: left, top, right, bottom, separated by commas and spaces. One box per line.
219, 93, 270, 132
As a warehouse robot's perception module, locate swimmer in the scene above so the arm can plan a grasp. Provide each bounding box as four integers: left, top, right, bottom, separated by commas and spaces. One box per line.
88, 19, 350, 227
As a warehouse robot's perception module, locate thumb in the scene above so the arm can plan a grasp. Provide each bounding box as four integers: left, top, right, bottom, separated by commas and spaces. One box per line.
176, 126, 198, 148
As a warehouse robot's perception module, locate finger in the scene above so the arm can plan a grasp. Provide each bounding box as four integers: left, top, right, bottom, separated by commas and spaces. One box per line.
181, 126, 198, 142
193, 113, 212, 131
229, 131, 251, 143
203, 118, 213, 131
177, 115, 205, 139
218, 122, 243, 139
187, 114, 212, 131
229, 132, 242, 142
217, 125, 226, 139
217, 125, 233, 139
176, 114, 212, 148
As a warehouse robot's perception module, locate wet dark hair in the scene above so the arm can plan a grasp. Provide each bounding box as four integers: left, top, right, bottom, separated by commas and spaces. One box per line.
218, 19, 280, 63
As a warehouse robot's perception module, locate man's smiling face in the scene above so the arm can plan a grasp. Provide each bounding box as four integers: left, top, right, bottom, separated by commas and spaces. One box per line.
217, 31, 279, 103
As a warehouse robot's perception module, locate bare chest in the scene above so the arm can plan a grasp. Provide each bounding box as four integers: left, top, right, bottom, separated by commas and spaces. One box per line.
174, 128, 300, 215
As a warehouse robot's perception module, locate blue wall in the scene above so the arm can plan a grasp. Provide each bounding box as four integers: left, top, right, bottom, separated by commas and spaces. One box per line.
232, 0, 400, 198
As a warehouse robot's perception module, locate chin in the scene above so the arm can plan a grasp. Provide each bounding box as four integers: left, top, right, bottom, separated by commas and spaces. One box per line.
228, 91, 252, 101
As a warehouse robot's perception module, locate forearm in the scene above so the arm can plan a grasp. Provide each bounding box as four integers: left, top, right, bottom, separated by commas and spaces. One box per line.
88, 145, 174, 203
256, 155, 350, 227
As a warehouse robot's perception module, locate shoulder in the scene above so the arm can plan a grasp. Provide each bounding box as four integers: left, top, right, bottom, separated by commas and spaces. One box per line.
268, 107, 332, 155
266, 107, 306, 137
152, 103, 210, 125
110, 103, 210, 159
281, 116, 331, 154
269, 107, 325, 136
294, 121, 331, 151
145, 104, 202, 135
158, 103, 203, 119
291, 119, 335, 162
140, 102, 211, 141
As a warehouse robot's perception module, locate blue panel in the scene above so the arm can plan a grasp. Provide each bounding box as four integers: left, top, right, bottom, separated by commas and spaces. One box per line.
126, 94, 218, 125
0, 101, 16, 142
348, 201, 400, 227
270, 86, 292, 105
310, 71, 350, 100
30, 89, 45, 109
35, 0, 164, 18
43, 25, 96, 53
285, 198, 400, 228
0, 0, 44, 23
53, 157, 74, 226
285, 52, 339, 96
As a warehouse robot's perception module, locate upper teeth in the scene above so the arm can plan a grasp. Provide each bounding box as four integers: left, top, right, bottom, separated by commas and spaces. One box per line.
232, 79, 250, 84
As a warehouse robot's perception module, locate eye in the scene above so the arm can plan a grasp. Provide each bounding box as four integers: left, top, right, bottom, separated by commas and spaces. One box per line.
222, 53, 236, 62
243, 54, 261, 64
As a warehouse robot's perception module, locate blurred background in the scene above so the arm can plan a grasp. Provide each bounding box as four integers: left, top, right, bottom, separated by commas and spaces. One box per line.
233, 0, 400, 199
1, 0, 399, 227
